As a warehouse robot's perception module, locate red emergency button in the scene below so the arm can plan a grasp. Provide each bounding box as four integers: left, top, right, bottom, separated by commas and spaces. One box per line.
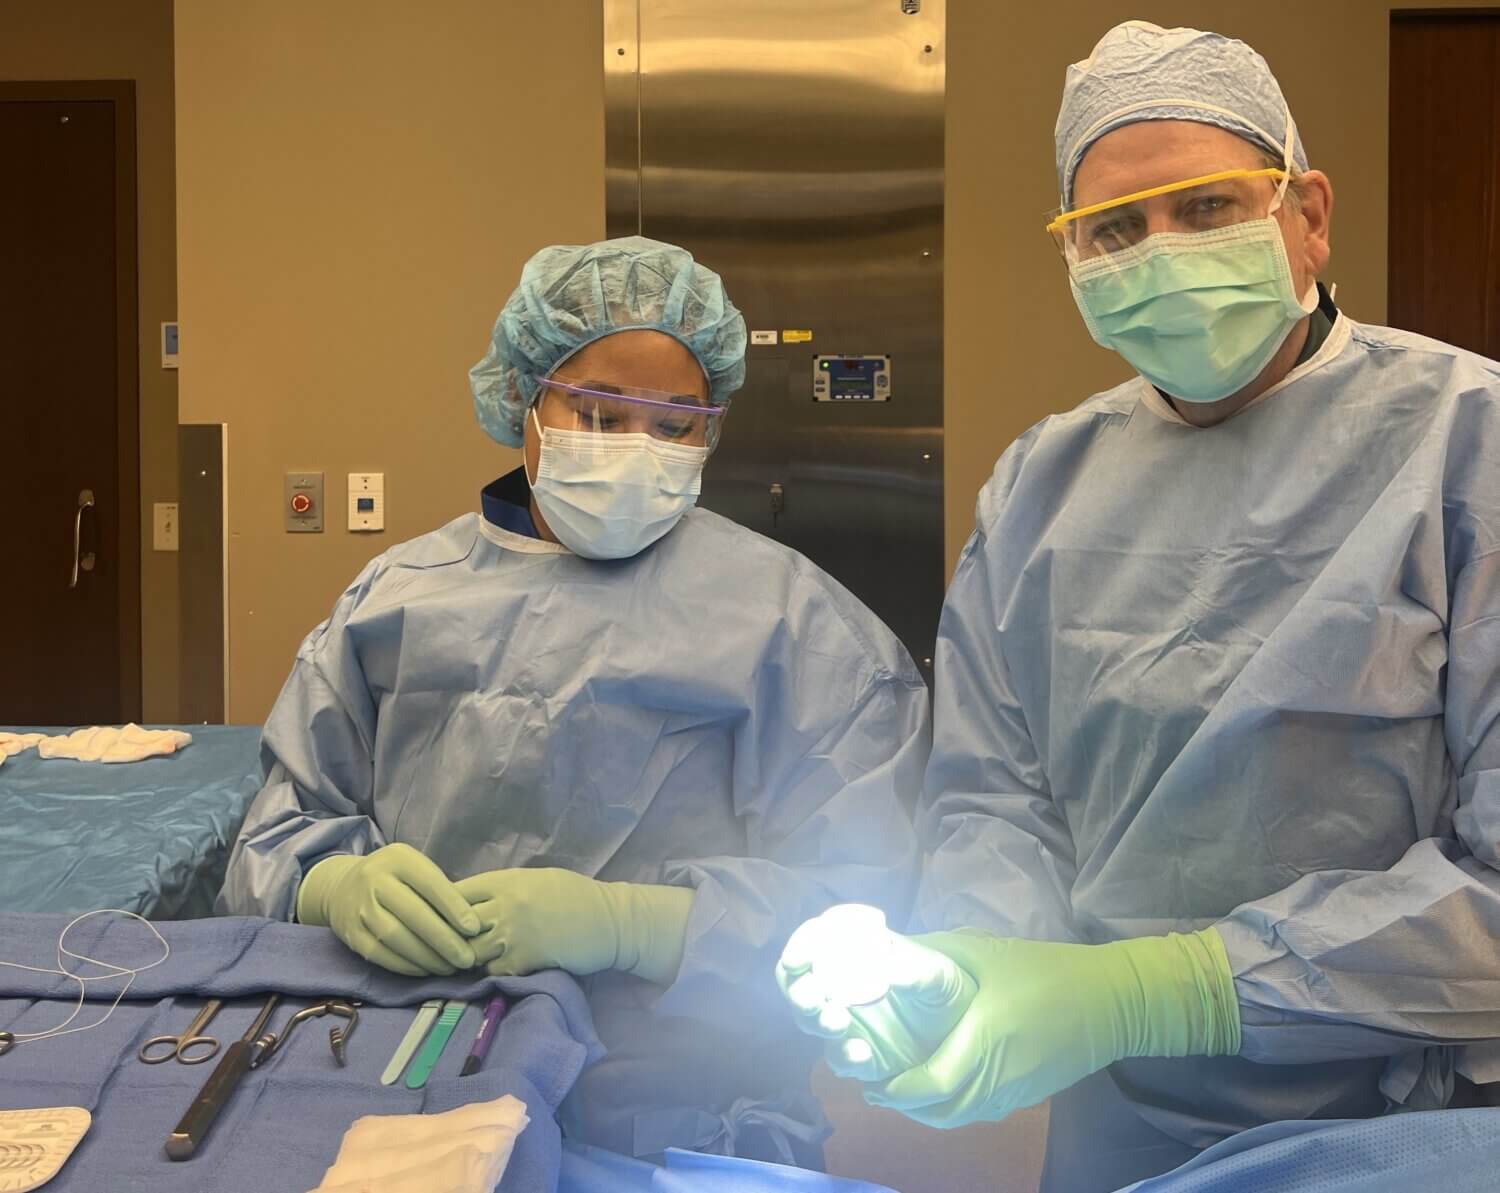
291, 493, 313, 514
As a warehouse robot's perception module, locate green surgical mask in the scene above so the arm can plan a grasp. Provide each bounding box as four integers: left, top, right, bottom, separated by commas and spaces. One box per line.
1068, 217, 1316, 403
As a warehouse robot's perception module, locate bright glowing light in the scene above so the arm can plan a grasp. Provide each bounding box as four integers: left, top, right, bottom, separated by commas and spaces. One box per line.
808, 904, 895, 1008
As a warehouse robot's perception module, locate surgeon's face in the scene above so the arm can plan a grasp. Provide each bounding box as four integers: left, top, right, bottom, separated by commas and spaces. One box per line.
523, 330, 713, 542
1072, 120, 1331, 301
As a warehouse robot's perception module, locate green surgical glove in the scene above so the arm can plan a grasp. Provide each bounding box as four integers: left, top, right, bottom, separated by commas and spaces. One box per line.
295, 844, 481, 977
455, 868, 694, 985
777, 909, 978, 1083
864, 928, 1241, 1128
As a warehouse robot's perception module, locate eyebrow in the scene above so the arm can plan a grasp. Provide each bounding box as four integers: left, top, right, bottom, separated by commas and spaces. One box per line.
568, 379, 709, 407
571, 379, 624, 395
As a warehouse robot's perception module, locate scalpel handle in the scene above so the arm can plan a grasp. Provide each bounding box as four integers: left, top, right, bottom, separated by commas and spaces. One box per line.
165, 1039, 254, 1159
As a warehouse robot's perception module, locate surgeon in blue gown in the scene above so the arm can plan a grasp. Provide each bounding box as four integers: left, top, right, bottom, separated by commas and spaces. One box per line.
217, 236, 929, 1166
778, 21, 1500, 1193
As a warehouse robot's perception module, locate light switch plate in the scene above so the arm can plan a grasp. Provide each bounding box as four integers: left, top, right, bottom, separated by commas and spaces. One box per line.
348, 472, 384, 532
152, 502, 179, 551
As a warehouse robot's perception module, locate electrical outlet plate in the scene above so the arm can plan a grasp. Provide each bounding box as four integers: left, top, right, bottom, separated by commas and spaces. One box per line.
153, 502, 179, 551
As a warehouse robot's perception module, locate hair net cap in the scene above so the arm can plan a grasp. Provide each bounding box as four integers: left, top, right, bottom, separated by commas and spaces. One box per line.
1055, 21, 1308, 208
469, 236, 747, 448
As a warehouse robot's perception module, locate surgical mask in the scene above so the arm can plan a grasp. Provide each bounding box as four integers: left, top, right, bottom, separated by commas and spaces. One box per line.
1068, 213, 1317, 404
525, 406, 707, 559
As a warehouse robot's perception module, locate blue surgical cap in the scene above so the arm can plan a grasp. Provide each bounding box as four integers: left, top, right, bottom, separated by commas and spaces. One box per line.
1055, 21, 1308, 208
470, 236, 747, 448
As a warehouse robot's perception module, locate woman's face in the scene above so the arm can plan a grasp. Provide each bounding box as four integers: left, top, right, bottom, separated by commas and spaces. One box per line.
524, 330, 713, 478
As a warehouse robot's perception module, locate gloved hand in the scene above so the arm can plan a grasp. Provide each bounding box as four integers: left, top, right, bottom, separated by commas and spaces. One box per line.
455, 868, 694, 984
296, 844, 481, 977
776, 909, 977, 1083
864, 928, 1241, 1128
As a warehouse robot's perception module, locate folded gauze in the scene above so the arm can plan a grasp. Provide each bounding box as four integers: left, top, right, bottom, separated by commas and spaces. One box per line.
307, 1095, 530, 1193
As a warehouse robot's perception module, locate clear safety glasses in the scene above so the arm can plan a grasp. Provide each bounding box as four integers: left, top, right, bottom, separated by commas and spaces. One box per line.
1045, 167, 1288, 263
534, 378, 725, 450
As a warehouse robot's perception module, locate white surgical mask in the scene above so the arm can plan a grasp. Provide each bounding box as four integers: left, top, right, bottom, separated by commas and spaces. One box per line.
525, 407, 707, 559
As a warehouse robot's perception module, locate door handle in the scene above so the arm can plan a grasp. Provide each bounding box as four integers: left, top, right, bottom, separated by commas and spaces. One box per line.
70, 489, 95, 588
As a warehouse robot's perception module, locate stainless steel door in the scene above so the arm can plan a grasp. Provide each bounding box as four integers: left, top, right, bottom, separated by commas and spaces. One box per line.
605, 0, 945, 677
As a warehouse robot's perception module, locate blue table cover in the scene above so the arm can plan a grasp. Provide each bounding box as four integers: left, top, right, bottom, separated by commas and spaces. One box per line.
560, 1142, 903, 1193
1119, 1107, 1500, 1193
0, 912, 602, 1192
0, 725, 263, 917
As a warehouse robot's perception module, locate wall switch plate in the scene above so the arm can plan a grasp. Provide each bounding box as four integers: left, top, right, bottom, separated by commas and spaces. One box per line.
153, 502, 179, 551
348, 472, 384, 532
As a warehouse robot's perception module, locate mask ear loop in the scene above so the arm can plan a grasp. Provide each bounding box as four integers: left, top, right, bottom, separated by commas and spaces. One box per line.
1267, 108, 1296, 217
1266, 107, 1318, 314
524, 403, 543, 488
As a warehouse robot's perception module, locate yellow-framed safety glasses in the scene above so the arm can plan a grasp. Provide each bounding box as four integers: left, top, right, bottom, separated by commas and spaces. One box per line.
1045, 167, 1287, 262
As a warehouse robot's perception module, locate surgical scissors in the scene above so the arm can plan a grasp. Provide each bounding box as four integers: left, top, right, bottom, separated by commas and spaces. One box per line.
139, 998, 224, 1065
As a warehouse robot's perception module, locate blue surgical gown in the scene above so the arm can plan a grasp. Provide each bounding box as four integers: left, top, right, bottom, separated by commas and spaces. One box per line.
217, 503, 929, 1164
917, 314, 1500, 1182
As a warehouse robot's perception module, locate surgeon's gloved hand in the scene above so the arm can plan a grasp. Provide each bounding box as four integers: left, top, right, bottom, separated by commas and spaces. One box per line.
863, 928, 1241, 1128
295, 844, 482, 978
456, 868, 694, 985
777, 906, 978, 1083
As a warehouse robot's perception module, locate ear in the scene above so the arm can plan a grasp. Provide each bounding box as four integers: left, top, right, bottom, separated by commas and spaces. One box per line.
1295, 169, 1333, 277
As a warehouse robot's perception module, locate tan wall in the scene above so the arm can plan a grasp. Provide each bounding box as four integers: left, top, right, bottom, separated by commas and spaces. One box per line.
175, 0, 604, 722
945, 0, 1497, 577
0, 0, 179, 720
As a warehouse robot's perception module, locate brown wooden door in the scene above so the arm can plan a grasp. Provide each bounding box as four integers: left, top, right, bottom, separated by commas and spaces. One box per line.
1389, 12, 1500, 360
0, 87, 140, 724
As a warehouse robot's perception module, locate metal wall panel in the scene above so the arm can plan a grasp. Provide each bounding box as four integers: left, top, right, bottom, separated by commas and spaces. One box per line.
604, 0, 945, 676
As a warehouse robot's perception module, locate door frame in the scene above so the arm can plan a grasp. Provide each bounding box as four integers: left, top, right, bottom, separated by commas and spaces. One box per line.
0, 81, 141, 720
